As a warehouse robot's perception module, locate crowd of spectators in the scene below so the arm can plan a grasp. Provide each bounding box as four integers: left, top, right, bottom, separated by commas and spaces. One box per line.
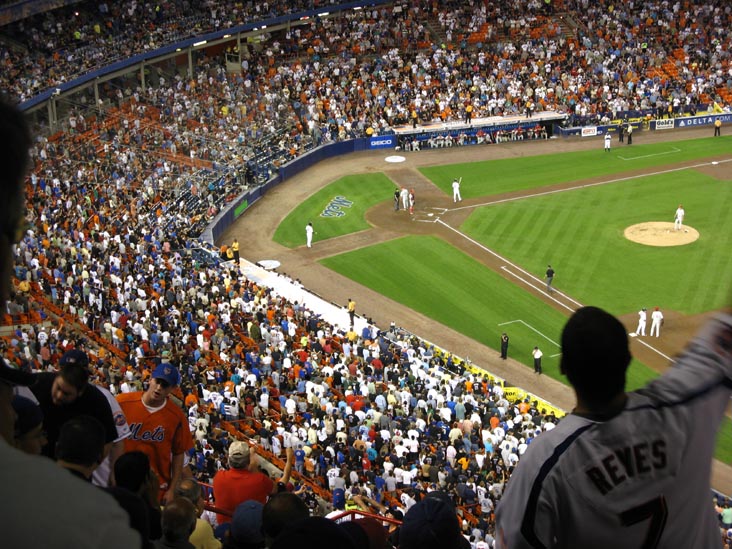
1, 0, 343, 103
3, 0, 732, 547
2, 0, 727, 189
1, 0, 731, 123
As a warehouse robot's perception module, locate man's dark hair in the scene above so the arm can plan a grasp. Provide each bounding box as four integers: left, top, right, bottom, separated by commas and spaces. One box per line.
262, 492, 310, 541
560, 306, 631, 405
60, 362, 90, 392
55, 415, 105, 466
115, 451, 151, 493
161, 498, 197, 543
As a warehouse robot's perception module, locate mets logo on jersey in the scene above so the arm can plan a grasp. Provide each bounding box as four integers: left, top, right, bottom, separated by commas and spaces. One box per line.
114, 410, 127, 427
129, 423, 166, 442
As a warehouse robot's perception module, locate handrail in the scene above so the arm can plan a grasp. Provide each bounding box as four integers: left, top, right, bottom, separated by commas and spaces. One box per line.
329, 508, 402, 526
198, 481, 233, 518
27, 284, 128, 360
220, 419, 334, 504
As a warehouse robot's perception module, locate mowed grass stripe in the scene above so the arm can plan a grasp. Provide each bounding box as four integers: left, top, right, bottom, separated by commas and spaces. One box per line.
319, 235, 660, 388
525, 202, 555, 258
420, 136, 732, 198
462, 170, 732, 315
684, 188, 732, 311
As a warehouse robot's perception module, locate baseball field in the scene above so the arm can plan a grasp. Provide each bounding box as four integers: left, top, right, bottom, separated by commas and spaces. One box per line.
230, 130, 732, 467
275, 136, 732, 382
274, 134, 732, 462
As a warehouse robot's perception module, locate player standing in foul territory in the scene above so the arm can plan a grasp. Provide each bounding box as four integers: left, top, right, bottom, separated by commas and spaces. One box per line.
674, 204, 685, 231
305, 222, 314, 248
496, 305, 732, 549
604, 132, 611, 151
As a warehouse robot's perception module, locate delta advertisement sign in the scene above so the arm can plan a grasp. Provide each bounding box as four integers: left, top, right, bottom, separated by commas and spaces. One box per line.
654, 113, 732, 130
676, 114, 732, 128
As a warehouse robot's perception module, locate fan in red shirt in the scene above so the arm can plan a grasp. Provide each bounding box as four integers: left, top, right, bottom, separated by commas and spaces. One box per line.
213, 441, 295, 524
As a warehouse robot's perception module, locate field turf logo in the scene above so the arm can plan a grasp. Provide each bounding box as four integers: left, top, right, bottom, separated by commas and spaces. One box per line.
321, 196, 353, 218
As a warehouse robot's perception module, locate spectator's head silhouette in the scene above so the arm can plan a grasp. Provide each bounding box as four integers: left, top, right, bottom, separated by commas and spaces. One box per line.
560, 306, 631, 409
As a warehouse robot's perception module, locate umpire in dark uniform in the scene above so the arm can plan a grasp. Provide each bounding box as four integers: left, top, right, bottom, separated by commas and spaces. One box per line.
500, 333, 509, 359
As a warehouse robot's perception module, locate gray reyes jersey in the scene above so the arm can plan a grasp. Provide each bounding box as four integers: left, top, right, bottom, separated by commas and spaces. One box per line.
496, 314, 732, 549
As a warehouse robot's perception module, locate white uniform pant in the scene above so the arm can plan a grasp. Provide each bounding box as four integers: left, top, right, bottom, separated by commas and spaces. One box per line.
636, 320, 646, 336
650, 320, 661, 337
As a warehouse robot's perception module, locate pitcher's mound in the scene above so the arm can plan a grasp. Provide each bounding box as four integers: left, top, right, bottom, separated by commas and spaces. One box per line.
624, 222, 699, 246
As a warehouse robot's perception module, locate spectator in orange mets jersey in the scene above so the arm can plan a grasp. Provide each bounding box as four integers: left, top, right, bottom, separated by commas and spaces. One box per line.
117, 362, 194, 504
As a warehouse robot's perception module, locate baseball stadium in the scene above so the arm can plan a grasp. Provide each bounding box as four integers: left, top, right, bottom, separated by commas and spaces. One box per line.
4, 0, 732, 547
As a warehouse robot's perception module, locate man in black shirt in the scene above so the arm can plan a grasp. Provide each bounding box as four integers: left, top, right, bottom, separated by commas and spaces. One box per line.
30, 349, 118, 459
500, 333, 509, 359
545, 265, 555, 293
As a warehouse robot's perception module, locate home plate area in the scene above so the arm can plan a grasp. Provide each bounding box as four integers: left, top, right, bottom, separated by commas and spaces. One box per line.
413, 208, 443, 223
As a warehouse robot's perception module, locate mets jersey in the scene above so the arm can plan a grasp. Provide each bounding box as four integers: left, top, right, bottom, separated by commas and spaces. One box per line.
496, 314, 732, 549
93, 385, 131, 487
116, 391, 194, 491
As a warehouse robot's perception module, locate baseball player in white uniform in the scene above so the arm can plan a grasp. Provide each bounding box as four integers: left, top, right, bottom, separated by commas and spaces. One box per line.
604, 132, 611, 151
650, 306, 664, 337
400, 187, 410, 210
305, 222, 314, 248
452, 177, 462, 202
635, 308, 647, 336
496, 306, 732, 549
674, 204, 685, 230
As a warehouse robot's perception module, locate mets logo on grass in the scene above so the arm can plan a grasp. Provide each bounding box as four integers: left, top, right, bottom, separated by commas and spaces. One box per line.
321, 196, 353, 218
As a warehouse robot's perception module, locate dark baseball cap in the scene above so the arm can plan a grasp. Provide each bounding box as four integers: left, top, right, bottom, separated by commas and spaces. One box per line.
0, 358, 34, 386
152, 363, 180, 386
399, 493, 470, 549
231, 500, 264, 544
12, 395, 43, 436
59, 349, 90, 368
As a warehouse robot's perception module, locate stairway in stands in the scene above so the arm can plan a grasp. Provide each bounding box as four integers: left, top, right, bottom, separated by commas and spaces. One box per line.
425, 13, 447, 47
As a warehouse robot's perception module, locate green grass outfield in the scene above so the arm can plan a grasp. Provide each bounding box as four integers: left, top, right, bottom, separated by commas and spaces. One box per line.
273, 173, 396, 248
461, 169, 732, 314
319, 235, 658, 392
419, 136, 732, 198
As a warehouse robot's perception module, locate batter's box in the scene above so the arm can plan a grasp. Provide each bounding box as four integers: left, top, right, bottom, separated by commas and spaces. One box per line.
413, 213, 441, 223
